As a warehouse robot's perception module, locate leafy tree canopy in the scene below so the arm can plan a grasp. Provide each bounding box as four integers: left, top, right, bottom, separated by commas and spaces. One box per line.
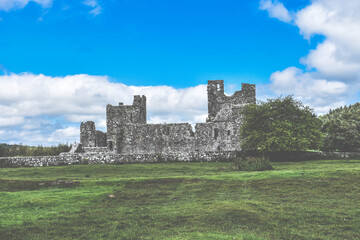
240, 96, 322, 152
320, 102, 360, 152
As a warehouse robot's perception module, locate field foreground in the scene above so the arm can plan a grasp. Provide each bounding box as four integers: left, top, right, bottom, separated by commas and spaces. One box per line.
0, 160, 359, 240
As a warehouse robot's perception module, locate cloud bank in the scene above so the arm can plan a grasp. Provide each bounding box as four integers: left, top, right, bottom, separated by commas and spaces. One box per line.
0, 0, 52, 11
0, 0, 101, 16
260, 0, 360, 114
0, 73, 207, 145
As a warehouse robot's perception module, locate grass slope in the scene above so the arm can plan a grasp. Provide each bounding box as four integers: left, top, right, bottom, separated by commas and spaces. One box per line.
0, 160, 359, 240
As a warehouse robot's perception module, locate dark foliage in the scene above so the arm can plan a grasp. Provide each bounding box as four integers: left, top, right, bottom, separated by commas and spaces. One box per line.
0, 143, 71, 157
233, 154, 273, 171
240, 96, 323, 152
320, 103, 360, 152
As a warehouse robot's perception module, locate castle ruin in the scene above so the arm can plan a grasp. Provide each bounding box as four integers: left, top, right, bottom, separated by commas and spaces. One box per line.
79, 80, 255, 161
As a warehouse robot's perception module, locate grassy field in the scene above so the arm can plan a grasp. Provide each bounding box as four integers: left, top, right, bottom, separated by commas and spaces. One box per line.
0, 160, 359, 240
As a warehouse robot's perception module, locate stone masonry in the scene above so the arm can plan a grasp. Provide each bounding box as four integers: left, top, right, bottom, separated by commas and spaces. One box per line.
79, 80, 256, 156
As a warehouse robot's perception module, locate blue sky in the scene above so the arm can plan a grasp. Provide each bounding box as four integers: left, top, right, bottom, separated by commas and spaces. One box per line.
1, 0, 313, 87
0, 0, 359, 145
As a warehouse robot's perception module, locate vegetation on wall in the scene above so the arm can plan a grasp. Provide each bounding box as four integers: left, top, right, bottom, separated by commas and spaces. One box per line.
0, 143, 71, 157
320, 103, 360, 152
240, 96, 323, 152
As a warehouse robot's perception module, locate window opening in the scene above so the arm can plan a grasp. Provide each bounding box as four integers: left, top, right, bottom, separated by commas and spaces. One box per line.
214, 128, 219, 140
108, 141, 113, 151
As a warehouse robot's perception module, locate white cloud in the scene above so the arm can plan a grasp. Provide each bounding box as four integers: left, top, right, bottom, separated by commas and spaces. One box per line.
0, 73, 208, 145
260, 0, 360, 114
269, 67, 349, 114
48, 127, 79, 143
301, 41, 360, 79
83, 0, 102, 16
0, 116, 24, 127
0, 0, 52, 11
259, 0, 292, 23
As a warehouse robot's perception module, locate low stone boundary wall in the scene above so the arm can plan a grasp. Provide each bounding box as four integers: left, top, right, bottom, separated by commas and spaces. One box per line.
1, 151, 360, 168
0, 151, 237, 168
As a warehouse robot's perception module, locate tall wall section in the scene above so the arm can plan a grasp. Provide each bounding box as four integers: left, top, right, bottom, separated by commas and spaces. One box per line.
195, 121, 242, 152
119, 123, 195, 154
106, 95, 146, 152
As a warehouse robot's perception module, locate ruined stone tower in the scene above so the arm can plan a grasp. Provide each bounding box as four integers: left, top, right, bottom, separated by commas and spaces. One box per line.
79, 80, 256, 158
80, 121, 106, 147
105, 95, 146, 151
207, 80, 255, 122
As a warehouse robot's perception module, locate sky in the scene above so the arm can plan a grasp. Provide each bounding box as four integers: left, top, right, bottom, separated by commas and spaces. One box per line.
0, 0, 359, 145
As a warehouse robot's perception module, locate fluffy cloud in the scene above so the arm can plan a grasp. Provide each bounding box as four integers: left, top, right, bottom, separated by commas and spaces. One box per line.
259, 0, 292, 23
260, 0, 360, 114
270, 67, 349, 114
83, 0, 102, 16
0, 73, 208, 145
47, 127, 79, 144
0, 0, 52, 11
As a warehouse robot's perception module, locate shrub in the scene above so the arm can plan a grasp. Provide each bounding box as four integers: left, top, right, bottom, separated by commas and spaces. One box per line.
320, 103, 360, 152
240, 96, 322, 152
233, 156, 273, 171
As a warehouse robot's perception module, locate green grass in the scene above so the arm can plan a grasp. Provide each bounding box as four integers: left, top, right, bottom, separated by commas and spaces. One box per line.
0, 160, 359, 239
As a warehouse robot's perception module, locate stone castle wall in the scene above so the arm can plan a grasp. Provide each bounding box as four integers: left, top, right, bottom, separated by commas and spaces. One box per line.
84, 80, 256, 155
80, 121, 107, 147
119, 123, 195, 154
195, 121, 242, 152
105, 95, 147, 152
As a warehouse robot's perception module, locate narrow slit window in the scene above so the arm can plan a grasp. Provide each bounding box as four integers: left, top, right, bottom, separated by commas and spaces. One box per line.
214, 128, 219, 140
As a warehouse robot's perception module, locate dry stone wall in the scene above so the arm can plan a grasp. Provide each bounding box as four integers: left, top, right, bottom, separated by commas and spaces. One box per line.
0, 151, 238, 167
2, 151, 360, 168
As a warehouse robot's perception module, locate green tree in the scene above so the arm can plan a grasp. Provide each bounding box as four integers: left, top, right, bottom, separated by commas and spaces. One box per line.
240, 96, 322, 152
320, 103, 360, 152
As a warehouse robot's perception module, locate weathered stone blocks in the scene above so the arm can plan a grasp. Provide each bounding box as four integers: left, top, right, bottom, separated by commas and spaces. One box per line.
96, 80, 256, 155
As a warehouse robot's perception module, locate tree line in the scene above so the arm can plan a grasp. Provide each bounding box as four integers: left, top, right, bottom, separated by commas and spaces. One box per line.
240, 96, 360, 152
0, 143, 71, 157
